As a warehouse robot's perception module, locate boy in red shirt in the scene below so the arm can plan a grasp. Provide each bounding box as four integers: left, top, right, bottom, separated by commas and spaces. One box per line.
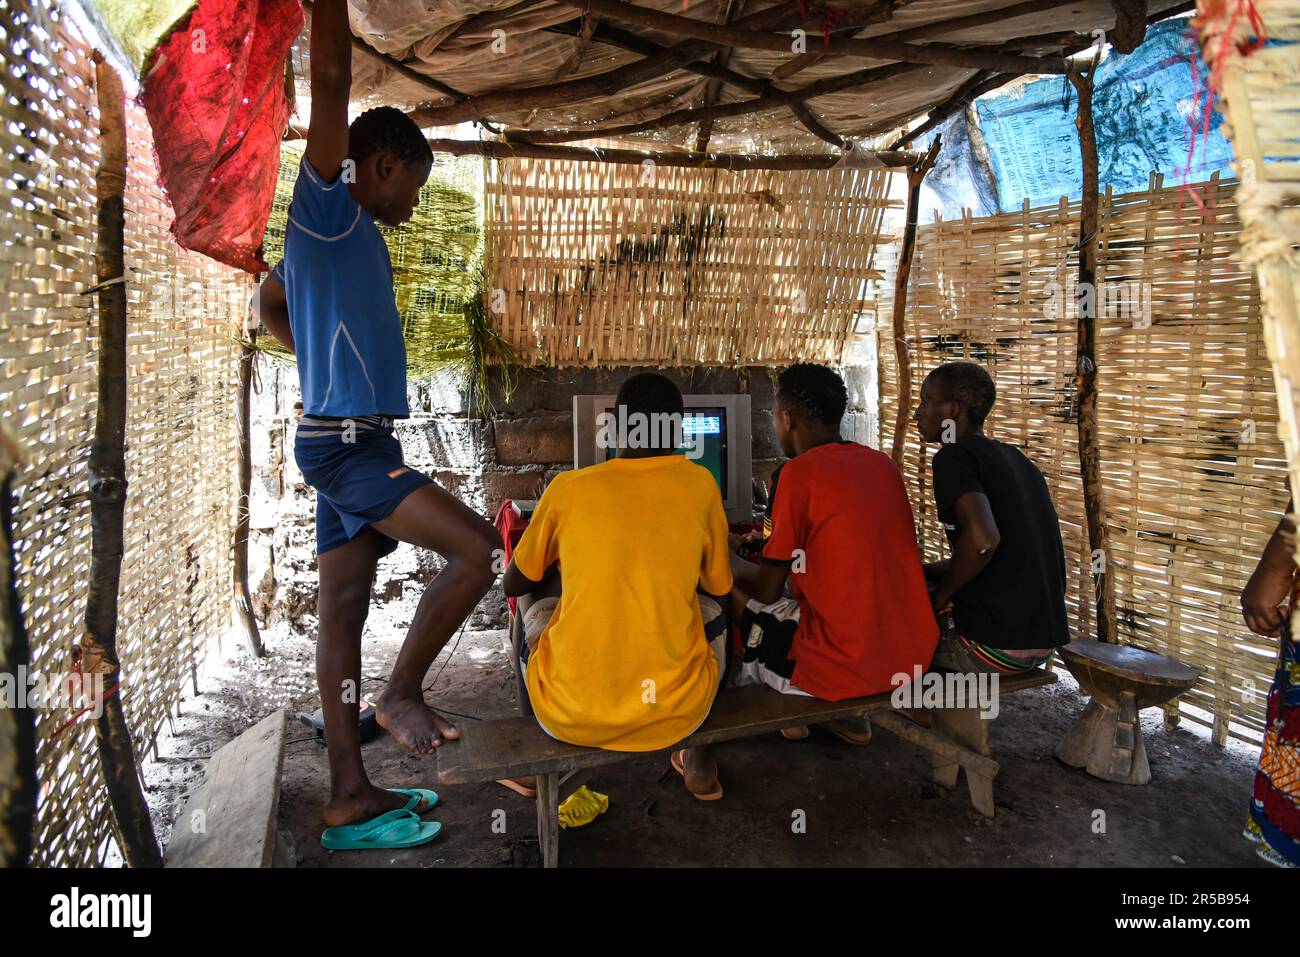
677, 365, 938, 797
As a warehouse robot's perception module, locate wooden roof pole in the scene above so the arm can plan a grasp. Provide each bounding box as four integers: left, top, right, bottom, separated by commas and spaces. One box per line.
545, 5, 850, 149
890, 71, 1008, 149
520, 15, 601, 127
889, 137, 942, 466
696, 0, 746, 153
425, 136, 921, 169
789, 102, 847, 149
1070, 62, 1117, 644
775, 0, 1075, 81
547, 0, 1071, 74
409, 1, 804, 127
510, 20, 1116, 147
890, 0, 1082, 41
87, 53, 163, 868
509, 62, 923, 144
546, 17, 765, 94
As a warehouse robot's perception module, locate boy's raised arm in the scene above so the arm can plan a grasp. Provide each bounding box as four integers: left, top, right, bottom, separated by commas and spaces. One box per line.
305, 0, 351, 182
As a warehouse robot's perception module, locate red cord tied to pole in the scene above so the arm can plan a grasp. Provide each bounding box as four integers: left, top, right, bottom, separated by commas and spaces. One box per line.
140, 0, 304, 274
1165, 0, 1266, 299
820, 4, 845, 49
1179, 0, 1268, 215
791, 0, 846, 49
43, 638, 122, 739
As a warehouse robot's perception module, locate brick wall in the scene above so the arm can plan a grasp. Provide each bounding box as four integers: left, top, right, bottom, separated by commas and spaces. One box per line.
248, 362, 877, 631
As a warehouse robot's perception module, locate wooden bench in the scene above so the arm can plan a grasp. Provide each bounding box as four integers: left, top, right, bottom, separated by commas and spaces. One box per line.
436, 669, 1057, 867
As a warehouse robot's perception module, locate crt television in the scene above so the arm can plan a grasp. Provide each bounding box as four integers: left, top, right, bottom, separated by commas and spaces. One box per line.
572, 394, 753, 525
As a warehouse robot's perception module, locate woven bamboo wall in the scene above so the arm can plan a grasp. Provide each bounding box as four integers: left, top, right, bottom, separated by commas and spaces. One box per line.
483, 157, 896, 367
1, 4, 249, 865
879, 175, 1283, 743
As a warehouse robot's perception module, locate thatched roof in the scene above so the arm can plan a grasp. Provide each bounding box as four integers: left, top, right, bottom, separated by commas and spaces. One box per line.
297, 0, 1193, 156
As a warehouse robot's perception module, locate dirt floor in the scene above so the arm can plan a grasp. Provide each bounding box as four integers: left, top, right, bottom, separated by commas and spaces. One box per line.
146, 605, 1270, 868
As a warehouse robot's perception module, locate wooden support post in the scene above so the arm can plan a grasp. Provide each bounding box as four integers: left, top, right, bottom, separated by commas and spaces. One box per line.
889, 137, 941, 466
86, 53, 163, 868
534, 771, 560, 868
1162, 701, 1180, 732
234, 328, 264, 657
1212, 713, 1230, 748
0, 427, 34, 867
871, 708, 999, 817
931, 705, 996, 818
1069, 65, 1118, 644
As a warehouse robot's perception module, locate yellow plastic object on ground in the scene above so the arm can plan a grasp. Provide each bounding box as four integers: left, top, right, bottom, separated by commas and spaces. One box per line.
557, 786, 609, 829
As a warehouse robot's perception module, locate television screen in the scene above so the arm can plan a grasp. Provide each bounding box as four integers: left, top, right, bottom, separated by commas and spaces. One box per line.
602, 406, 728, 495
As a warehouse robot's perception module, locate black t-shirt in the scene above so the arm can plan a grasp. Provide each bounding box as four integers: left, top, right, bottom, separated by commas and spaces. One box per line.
931, 435, 1069, 650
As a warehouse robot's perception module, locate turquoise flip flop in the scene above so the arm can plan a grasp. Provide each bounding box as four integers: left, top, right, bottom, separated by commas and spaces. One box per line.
320, 808, 442, 852
390, 787, 440, 814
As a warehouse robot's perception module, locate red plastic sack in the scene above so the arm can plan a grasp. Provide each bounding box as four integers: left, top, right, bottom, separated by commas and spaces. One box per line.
141, 0, 304, 273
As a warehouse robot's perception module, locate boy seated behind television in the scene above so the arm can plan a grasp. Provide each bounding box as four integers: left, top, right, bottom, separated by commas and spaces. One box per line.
686, 364, 938, 761
500, 373, 733, 797
914, 362, 1069, 671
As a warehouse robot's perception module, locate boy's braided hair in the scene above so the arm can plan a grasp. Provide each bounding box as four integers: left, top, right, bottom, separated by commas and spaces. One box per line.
348, 106, 433, 166
776, 363, 847, 428
926, 362, 997, 428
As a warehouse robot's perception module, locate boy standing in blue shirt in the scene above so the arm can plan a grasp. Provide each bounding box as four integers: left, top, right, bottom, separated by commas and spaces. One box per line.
257, 0, 498, 841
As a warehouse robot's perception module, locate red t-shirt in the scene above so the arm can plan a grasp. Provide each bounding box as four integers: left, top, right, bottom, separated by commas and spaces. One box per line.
762, 442, 938, 699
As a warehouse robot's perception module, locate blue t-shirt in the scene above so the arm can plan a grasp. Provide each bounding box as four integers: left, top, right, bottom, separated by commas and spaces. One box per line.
278, 157, 409, 418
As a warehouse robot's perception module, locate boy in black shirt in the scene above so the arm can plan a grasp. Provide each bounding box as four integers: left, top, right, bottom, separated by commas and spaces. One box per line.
914, 362, 1069, 672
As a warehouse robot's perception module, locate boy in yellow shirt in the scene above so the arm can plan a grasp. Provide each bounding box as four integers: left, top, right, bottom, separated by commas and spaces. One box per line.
501, 373, 733, 797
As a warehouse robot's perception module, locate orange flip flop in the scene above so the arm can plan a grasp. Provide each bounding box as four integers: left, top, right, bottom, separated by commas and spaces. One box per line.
497, 777, 538, 798
670, 749, 723, 801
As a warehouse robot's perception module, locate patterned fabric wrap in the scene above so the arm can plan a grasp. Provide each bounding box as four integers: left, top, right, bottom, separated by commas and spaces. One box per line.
1244, 616, 1300, 868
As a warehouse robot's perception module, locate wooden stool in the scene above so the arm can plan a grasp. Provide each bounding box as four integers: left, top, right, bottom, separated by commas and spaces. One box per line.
1056, 639, 1198, 785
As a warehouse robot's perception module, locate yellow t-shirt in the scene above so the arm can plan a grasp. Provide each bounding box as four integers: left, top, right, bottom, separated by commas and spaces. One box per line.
511, 454, 734, 751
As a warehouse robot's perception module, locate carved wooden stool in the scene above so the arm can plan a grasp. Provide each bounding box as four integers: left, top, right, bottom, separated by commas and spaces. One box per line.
1056, 639, 1198, 785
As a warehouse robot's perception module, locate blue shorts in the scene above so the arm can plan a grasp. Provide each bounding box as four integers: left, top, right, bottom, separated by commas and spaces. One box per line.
294, 417, 433, 556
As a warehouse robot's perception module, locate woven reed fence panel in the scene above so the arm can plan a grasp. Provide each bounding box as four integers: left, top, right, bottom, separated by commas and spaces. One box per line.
879, 176, 1283, 743
0, 4, 249, 865
483, 158, 897, 367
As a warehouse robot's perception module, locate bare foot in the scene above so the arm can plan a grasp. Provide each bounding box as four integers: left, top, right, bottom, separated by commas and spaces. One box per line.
323, 782, 411, 827
678, 748, 721, 797
375, 692, 460, 754
780, 725, 810, 740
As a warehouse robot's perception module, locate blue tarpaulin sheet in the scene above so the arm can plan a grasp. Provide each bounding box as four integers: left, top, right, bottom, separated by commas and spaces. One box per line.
932, 18, 1236, 215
